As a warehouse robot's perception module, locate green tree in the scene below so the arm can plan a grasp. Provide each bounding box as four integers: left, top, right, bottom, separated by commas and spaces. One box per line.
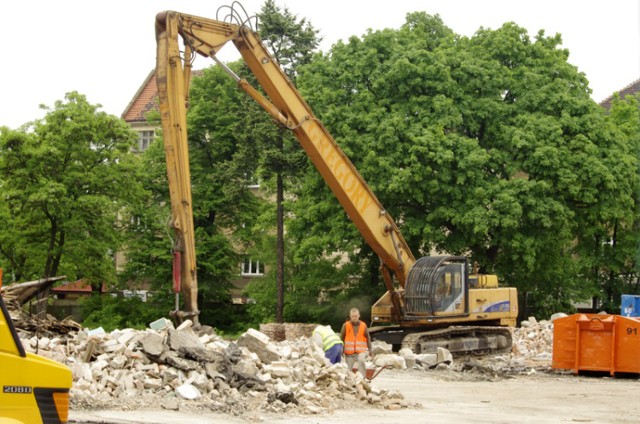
255, 0, 320, 323
0, 92, 143, 288
292, 13, 636, 318
80, 295, 163, 332
115, 133, 180, 316
187, 64, 265, 325
120, 64, 264, 328
587, 92, 640, 311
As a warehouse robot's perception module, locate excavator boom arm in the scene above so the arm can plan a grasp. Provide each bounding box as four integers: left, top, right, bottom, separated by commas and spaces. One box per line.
155, 10, 415, 319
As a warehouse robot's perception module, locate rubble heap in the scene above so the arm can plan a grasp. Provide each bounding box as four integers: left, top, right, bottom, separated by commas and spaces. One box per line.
20, 321, 408, 416
510, 315, 559, 362
456, 314, 564, 376
16, 314, 565, 416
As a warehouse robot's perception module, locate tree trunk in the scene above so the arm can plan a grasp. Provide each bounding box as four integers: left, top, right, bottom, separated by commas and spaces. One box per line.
275, 172, 285, 323
275, 134, 285, 323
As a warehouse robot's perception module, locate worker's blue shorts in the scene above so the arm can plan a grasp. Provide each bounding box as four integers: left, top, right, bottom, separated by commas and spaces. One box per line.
325, 343, 343, 364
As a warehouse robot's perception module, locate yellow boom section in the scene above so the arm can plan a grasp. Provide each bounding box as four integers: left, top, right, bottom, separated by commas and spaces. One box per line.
155, 11, 416, 319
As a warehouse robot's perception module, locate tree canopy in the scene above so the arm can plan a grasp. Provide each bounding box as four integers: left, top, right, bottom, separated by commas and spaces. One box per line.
291, 12, 639, 316
0, 92, 143, 285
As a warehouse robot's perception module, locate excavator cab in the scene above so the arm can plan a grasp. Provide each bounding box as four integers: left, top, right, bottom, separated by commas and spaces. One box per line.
404, 256, 468, 316
371, 256, 516, 354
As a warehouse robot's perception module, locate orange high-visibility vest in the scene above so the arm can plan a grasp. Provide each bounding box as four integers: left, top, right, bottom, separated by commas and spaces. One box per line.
343, 321, 368, 355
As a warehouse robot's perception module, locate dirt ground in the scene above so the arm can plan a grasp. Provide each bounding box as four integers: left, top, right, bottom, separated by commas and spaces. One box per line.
70, 367, 640, 424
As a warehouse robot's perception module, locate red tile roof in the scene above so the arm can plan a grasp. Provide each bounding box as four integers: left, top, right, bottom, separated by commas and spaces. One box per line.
599, 78, 640, 111
121, 69, 205, 123
52, 279, 108, 294
122, 70, 158, 123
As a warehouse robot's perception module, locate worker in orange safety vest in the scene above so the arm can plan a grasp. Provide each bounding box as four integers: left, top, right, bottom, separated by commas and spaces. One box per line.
340, 307, 374, 377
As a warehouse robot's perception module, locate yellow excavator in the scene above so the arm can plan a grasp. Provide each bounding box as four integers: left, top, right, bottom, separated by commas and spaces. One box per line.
155, 5, 518, 354
0, 269, 72, 423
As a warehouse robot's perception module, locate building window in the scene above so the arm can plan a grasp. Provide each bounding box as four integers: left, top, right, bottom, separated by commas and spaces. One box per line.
244, 172, 260, 188
241, 257, 264, 276
138, 130, 154, 151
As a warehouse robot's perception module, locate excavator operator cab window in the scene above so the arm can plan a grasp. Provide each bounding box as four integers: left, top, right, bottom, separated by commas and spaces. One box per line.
404, 256, 468, 316
433, 264, 464, 314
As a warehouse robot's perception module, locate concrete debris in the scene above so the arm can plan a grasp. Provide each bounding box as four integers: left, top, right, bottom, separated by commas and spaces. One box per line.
511, 316, 555, 363
176, 383, 201, 400
372, 341, 394, 355
21, 322, 408, 416
372, 353, 407, 369
451, 316, 557, 377
17, 315, 562, 416
236, 328, 281, 364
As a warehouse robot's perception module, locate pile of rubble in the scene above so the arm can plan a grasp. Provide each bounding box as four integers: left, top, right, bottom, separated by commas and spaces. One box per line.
16, 314, 564, 416
20, 320, 409, 416
510, 315, 559, 363
458, 314, 561, 377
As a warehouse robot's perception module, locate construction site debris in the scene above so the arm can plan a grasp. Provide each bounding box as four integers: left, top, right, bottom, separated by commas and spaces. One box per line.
0, 275, 66, 305
1, 276, 82, 336
22, 322, 409, 416
16, 316, 560, 417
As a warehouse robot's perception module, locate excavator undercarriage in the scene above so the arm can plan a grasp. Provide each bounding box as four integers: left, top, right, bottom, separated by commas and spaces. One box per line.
370, 324, 513, 355
401, 326, 512, 355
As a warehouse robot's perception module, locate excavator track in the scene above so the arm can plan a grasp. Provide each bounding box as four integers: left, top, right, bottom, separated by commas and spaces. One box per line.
401, 326, 512, 356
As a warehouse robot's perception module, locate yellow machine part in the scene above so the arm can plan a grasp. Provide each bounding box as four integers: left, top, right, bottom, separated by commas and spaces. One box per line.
472, 273, 499, 288
372, 287, 517, 327
1, 287, 72, 424
0, 353, 71, 423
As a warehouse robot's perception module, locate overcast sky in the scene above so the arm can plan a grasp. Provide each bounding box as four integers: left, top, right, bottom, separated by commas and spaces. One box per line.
0, 0, 638, 129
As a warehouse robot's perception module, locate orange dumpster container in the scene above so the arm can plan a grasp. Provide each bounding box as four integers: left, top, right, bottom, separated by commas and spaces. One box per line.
552, 313, 640, 375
